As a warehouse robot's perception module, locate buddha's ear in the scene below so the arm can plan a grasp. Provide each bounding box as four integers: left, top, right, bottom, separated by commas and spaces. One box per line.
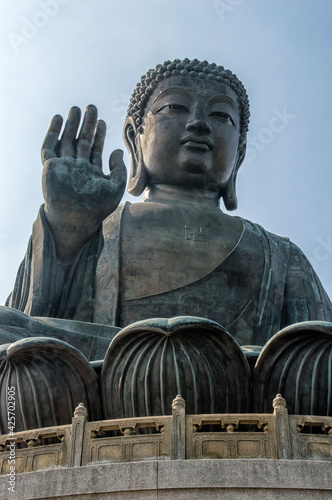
123, 116, 148, 196
222, 141, 246, 211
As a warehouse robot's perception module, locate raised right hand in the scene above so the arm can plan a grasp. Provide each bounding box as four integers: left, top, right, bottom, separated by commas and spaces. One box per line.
41, 105, 127, 262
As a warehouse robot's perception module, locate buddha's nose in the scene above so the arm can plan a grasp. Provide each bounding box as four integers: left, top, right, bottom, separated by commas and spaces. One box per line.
186, 105, 211, 135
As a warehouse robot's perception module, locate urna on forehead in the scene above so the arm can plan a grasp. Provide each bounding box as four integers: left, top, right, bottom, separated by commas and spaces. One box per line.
127, 58, 250, 148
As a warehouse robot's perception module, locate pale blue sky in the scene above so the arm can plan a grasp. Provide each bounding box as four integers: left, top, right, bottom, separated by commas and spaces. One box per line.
0, 0, 331, 304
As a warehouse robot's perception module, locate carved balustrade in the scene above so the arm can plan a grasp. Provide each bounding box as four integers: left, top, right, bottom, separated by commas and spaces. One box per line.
0, 395, 331, 474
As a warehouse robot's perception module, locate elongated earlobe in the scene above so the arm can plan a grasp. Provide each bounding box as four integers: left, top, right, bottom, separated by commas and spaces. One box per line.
223, 173, 238, 211
222, 141, 246, 211
123, 117, 147, 196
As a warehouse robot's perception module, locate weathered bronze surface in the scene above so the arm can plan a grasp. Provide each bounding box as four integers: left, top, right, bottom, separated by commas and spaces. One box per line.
101, 317, 251, 418
0, 305, 120, 361
253, 321, 332, 416
0, 337, 101, 432
1, 59, 332, 426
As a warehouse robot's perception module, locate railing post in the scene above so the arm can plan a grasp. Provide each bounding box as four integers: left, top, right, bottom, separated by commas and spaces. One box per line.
69, 403, 88, 467
273, 394, 292, 459
171, 395, 186, 460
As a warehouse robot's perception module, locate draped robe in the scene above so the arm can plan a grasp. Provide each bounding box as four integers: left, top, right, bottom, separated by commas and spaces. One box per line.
6, 203, 332, 347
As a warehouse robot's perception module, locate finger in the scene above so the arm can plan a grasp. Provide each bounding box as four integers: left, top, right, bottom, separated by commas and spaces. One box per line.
59, 106, 81, 157
41, 114, 63, 163
91, 119, 106, 169
76, 104, 98, 159
107, 149, 127, 186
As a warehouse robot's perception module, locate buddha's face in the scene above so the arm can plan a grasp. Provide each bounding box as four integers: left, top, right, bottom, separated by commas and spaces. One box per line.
137, 76, 242, 194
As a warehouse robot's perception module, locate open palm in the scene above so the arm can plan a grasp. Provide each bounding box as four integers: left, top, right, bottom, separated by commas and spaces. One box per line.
41, 105, 127, 261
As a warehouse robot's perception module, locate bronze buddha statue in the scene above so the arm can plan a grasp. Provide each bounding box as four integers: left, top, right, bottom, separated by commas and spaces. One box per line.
1, 59, 332, 427
5, 58, 332, 344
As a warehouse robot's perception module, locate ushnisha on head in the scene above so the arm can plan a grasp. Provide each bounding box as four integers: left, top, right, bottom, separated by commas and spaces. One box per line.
123, 58, 250, 210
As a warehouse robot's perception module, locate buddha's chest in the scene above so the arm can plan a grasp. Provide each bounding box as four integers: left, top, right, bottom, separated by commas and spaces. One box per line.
119, 203, 242, 300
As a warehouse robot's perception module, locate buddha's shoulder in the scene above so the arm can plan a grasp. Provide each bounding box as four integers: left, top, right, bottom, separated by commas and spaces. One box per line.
238, 217, 288, 242
238, 217, 309, 262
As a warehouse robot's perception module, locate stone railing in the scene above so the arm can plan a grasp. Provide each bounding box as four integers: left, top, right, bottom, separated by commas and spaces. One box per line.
0, 395, 331, 475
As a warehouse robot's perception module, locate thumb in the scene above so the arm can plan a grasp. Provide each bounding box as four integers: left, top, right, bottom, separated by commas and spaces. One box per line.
108, 149, 127, 185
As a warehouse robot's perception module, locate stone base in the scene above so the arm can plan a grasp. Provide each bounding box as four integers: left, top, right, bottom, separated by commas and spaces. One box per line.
1, 459, 331, 500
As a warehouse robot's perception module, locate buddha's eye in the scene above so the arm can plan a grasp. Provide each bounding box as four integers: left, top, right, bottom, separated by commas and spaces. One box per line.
157, 104, 188, 113
209, 111, 234, 125
168, 104, 187, 111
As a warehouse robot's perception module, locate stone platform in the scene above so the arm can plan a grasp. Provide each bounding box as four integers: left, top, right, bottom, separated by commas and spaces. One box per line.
0, 459, 331, 499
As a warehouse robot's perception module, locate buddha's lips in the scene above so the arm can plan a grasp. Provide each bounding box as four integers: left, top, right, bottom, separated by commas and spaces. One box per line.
180, 136, 213, 151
